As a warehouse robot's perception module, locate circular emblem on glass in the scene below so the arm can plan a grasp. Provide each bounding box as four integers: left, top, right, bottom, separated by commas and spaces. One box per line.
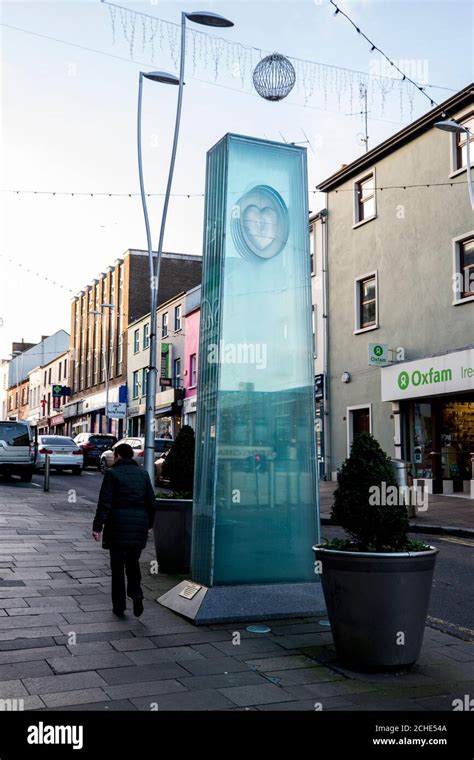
231, 184, 289, 261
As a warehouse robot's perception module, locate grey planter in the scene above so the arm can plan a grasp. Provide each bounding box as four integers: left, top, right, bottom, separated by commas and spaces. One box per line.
313, 545, 438, 670
153, 499, 192, 574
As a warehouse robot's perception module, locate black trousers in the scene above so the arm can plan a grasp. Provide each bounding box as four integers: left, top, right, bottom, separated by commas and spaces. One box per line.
109, 548, 143, 611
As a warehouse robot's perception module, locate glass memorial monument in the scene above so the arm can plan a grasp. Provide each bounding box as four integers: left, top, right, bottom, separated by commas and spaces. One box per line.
159, 134, 322, 623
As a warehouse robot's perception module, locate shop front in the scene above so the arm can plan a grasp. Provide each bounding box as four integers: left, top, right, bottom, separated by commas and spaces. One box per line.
127, 388, 180, 438
382, 347, 474, 495
183, 395, 197, 430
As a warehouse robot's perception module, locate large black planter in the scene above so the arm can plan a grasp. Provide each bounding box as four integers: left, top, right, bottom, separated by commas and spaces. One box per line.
153, 499, 193, 574
313, 545, 438, 670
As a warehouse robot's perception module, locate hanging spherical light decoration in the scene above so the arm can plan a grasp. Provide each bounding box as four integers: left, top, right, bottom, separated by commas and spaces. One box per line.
252, 52, 296, 102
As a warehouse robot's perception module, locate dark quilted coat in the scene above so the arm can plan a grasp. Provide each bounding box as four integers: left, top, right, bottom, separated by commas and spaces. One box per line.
93, 459, 156, 550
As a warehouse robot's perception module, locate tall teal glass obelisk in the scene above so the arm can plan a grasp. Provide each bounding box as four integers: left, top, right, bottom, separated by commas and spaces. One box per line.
159, 134, 322, 623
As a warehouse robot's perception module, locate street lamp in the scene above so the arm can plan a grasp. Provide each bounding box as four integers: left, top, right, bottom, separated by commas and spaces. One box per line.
89, 303, 115, 433
138, 9, 234, 485
434, 119, 474, 210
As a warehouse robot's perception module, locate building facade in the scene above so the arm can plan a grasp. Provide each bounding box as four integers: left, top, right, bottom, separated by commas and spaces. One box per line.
317, 83, 474, 495
127, 291, 187, 438
27, 351, 70, 434
64, 250, 201, 437
182, 285, 201, 429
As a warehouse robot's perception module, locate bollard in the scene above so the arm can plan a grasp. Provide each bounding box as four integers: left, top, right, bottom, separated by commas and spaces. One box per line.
44, 454, 50, 492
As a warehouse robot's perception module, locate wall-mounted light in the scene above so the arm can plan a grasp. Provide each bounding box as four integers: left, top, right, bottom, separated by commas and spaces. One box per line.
341, 371, 351, 383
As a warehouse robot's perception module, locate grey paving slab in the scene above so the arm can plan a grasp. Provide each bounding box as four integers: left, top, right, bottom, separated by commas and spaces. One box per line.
264, 667, 345, 687
0, 679, 29, 698
150, 630, 232, 647
54, 631, 135, 645
244, 654, 320, 672
47, 652, 134, 674
131, 688, 236, 711
124, 647, 206, 665
46, 699, 137, 711
0, 646, 69, 664
66, 642, 116, 656
177, 671, 269, 691
0, 614, 66, 630
274, 633, 335, 650
23, 671, 108, 695
0, 599, 29, 609
58, 621, 142, 635
25, 596, 81, 608
41, 688, 111, 708
103, 679, 186, 701
110, 637, 157, 652
0, 627, 63, 641
0, 637, 56, 652
218, 683, 295, 706
98, 663, 192, 685
177, 656, 253, 677
211, 639, 286, 658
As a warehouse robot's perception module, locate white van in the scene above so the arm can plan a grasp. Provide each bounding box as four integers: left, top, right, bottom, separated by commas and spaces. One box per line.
0, 421, 36, 482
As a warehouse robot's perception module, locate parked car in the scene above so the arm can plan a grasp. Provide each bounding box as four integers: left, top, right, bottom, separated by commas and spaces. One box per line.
74, 433, 118, 469
36, 435, 83, 475
99, 436, 173, 474
0, 420, 36, 482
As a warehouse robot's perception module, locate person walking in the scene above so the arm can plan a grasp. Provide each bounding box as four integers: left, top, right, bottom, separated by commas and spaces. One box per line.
92, 442, 156, 617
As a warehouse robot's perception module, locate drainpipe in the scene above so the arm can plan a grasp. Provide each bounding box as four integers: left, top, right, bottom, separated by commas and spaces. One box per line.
320, 206, 330, 481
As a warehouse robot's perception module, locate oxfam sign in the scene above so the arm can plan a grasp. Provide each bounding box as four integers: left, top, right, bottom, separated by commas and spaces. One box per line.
397, 367, 452, 391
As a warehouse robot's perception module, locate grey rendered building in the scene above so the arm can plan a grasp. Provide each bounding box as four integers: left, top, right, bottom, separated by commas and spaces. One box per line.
317, 83, 473, 495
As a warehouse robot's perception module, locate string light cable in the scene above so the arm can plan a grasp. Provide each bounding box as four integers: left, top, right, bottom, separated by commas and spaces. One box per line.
2, 181, 468, 199
329, 0, 456, 119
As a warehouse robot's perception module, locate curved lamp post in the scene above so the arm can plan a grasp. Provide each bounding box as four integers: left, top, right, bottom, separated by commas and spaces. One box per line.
435, 119, 474, 210
138, 10, 234, 485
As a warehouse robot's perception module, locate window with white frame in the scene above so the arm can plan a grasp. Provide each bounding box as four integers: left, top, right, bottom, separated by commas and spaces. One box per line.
143, 323, 150, 349
454, 113, 474, 171
309, 223, 315, 275
133, 329, 140, 353
354, 172, 376, 224
173, 357, 181, 387
190, 353, 197, 386
312, 305, 317, 356
355, 272, 378, 331
141, 367, 148, 397
132, 370, 139, 399
453, 233, 474, 302
162, 312, 169, 338
174, 305, 182, 332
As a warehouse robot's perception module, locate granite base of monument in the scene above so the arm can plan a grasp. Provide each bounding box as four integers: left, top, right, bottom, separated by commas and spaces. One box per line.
157, 580, 326, 625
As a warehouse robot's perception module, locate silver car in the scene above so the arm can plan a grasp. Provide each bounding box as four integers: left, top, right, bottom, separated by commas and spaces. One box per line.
36, 435, 83, 475
100, 437, 173, 473
0, 420, 35, 482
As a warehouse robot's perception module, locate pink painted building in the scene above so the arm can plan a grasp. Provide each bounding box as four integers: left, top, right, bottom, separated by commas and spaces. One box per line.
182, 286, 201, 429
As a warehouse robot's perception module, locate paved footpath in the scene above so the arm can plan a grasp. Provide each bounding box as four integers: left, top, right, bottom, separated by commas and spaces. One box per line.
0, 482, 472, 712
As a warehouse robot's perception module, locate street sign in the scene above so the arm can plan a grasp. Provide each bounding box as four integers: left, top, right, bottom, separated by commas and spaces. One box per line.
368, 343, 389, 367
160, 378, 172, 386
314, 373, 324, 399
107, 402, 126, 419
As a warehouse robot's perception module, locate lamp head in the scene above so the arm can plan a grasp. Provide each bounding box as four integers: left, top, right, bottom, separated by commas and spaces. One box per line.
185, 10, 234, 27
434, 119, 466, 134
142, 71, 180, 85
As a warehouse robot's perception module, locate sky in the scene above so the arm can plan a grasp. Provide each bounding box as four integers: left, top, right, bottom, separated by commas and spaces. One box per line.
1, 0, 472, 359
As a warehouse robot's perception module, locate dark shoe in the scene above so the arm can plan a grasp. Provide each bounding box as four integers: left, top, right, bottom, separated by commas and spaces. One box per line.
113, 608, 125, 617
133, 598, 144, 618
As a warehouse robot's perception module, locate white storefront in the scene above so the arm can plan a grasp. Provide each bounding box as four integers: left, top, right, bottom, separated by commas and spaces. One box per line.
382, 347, 474, 497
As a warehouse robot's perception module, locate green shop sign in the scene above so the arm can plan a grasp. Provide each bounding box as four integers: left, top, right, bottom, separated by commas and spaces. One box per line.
397, 367, 452, 391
